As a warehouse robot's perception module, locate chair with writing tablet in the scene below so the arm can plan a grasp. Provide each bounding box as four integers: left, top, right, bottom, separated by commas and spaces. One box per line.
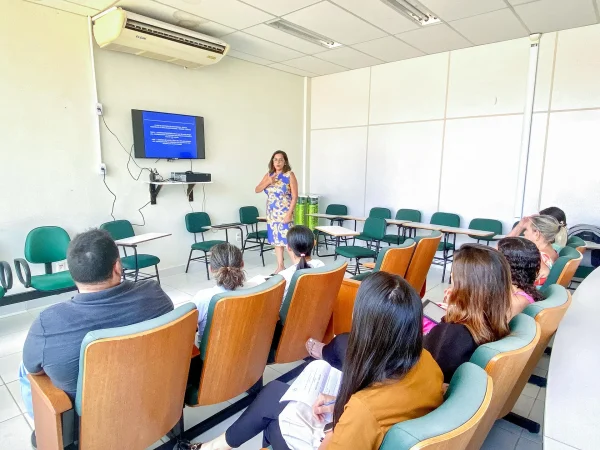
430, 212, 460, 282
184, 212, 227, 280
314, 203, 348, 250
336, 218, 386, 275
352, 239, 415, 281
354, 207, 392, 246
468, 218, 503, 245
239, 206, 269, 267
379, 363, 493, 450
383, 209, 422, 245
29, 304, 198, 450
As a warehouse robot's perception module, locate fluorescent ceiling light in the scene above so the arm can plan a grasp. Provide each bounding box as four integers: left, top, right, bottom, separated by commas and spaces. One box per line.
380, 0, 441, 26
266, 19, 343, 49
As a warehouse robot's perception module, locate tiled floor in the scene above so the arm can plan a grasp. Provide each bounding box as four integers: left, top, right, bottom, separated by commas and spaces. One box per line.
0, 249, 548, 449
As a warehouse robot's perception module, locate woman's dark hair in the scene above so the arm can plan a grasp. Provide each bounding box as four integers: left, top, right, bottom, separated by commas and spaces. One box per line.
540, 206, 566, 227
209, 243, 245, 290
268, 150, 291, 174
445, 244, 511, 345
498, 237, 543, 302
287, 225, 314, 270
333, 272, 423, 427
67, 229, 120, 284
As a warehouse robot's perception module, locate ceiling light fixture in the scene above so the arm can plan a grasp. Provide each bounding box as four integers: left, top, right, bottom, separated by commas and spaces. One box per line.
380, 0, 441, 26
266, 19, 342, 49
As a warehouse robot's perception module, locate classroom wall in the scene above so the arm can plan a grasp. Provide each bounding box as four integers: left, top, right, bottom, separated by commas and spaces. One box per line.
309, 24, 600, 232
0, 0, 304, 279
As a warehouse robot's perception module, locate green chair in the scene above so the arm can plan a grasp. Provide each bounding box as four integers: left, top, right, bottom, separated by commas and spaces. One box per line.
100, 220, 161, 283
0, 261, 12, 298
351, 239, 415, 281
355, 207, 392, 246
336, 218, 386, 275
240, 206, 269, 267
430, 212, 460, 282
383, 209, 421, 245
468, 218, 503, 245
184, 212, 227, 280
379, 363, 492, 450
315, 204, 348, 253
14, 226, 75, 291
542, 246, 582, 289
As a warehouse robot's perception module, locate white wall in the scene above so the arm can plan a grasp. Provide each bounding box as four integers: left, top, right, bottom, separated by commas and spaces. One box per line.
0, 1, 304, 277
310, 24, 600, 232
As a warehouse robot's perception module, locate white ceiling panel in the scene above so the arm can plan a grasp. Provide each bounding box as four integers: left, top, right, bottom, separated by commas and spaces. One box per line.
224, 32, 305, 61
353, 36, 424, 62
315, 47, 384, 69
450, 8, 529, 45
269, 63, 318, 77
157, 0, 274, 29
283, 1, 387, 45
24, 0, 99, 15
419, 0, 507, 22
330, 0, 419, 34
397, 24, 472, 54
282, 55, 347, 75
240, 0, 321, 16
67, 0, 113, 9
244, 24, 326, 54
507, 0, 541, 4
513, 0, 597, 34
227, 49, 275, 65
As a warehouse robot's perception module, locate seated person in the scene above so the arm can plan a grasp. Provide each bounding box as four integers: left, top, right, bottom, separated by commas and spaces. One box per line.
521, 215, 564, 287
498, 237, 544, 316
20, 229, 173, 444
278, 225, 324, 299
308, 244, 511, 383
193, 243, 265, 338
198, 272, 443, 450
509, 206, 568, 248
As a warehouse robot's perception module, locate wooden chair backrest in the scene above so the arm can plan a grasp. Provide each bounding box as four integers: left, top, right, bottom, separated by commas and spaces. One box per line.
274, 263, 347, 363
198, 278, 286, 405
78, 309, 198, 450
576, 245, 586, 255
556, 253, 583, 287
467, 321, 541, 450
379, 242, 416, 277
499, 290, 572, 417
405, 232, 442, 294
332, 278, 361, 335
29, 374, 72, 450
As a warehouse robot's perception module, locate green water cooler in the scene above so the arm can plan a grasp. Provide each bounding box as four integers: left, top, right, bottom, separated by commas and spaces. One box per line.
295, 195, 307, 226
307, 195, 320, 231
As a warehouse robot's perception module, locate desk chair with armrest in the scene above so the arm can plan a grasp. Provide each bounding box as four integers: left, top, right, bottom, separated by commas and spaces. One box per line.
314, 204, 348, 250
29, 304, 198, 450
0, 261, 12, 298
468, 218, 503, 245
430, 212, 460, 282
336, 218, 386, 275
100, 220, 161, 283
184, 212, 227, 280
354, 207, 391, 245
542, 246, 582, 289
380, 363, 493, 450
14, 226, 75, 292
383, 209, 422, 245
352, 239, 415, 281
239, 206, 269, 267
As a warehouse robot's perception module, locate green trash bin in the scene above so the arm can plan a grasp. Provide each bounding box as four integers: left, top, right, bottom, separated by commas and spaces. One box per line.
307, 195, 320, 231
295, 195, 307, 226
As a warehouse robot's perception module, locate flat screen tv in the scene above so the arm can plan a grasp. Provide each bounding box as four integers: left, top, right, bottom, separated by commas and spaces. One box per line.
132, 109, 205, 159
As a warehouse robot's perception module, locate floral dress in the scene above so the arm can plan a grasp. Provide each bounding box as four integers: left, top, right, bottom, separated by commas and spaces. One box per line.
265, 171, 292, 246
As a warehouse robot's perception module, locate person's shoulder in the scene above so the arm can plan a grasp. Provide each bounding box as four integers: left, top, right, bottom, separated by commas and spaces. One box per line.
193, 285, 225, 301
131, 280, 173, 305
310, 260, 326, 268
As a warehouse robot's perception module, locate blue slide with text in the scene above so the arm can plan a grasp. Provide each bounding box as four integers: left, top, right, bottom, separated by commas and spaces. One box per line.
142, 111, 198, 159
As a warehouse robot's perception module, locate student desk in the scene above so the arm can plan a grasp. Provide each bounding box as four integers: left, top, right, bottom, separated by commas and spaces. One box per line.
314, 226, 359, 257
114, 232, 171, 247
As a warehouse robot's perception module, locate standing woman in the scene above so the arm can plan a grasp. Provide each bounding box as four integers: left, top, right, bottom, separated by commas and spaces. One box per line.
255, 151, 298, 273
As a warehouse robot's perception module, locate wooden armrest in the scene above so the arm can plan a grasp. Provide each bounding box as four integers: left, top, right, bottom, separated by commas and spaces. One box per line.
333, 279, 361, 335
362, 262, 376, 269
29, 374, 72, 414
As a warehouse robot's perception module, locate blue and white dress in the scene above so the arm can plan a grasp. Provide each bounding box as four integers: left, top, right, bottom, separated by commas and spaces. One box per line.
265, 171, 293, 246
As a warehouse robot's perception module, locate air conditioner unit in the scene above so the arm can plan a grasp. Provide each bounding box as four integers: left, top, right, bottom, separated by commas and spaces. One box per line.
92, 7, 230, 68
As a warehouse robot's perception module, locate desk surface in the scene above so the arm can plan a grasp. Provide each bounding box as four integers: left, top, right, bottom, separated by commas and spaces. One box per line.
403, 222, 495, 237
115, 232, 171, 246
315, 226, 360, 237
386, 219, 412, 226
545, 266, 600, 449
307, 213, 346, 220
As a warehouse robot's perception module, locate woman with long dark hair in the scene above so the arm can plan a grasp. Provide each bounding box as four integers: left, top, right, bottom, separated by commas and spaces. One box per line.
199, 272, 443, 450
255, 150, 298, 274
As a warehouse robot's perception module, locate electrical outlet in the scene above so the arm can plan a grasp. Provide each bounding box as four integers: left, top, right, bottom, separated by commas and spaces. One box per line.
99, 163, 107, 176
96, 102, 104, 116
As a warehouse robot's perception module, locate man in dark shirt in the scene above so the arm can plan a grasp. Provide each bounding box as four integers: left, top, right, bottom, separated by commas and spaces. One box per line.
20, 229, 173, 430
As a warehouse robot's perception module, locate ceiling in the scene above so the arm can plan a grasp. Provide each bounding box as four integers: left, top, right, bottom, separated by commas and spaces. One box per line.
23, 0, 600, 77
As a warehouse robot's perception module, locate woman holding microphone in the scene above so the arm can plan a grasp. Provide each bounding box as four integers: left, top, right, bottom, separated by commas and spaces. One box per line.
255, 151, 298, 273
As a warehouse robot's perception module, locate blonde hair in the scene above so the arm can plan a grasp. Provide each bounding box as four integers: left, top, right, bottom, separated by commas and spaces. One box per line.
529, 215, 567, 247
210, 243, 245, 290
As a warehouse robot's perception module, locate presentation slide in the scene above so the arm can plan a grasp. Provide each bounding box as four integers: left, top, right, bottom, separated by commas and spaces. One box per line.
142, 111, 198, 159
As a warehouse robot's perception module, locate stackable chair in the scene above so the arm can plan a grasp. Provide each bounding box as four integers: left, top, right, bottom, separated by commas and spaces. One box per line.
380, 363, 493, 450
355, 207, 391, 246
100, 220, 161, 283
468, 218, 503, 245
314, 204, 348, 251
336, 218, 386, 275
352, 239, 415, 281
430, 212, 460, 282
0, 261, 12, 298
239, 206, 269, 267
30, 304, 198, 450
383, 209, 422, 245
184, 212, 227, 280
14, 226, 75, 292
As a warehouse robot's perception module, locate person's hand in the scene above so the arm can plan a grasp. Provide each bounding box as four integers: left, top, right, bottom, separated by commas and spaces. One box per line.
283, 212, 293, 224
269, 173, 278, 185
313, 394, 336, 423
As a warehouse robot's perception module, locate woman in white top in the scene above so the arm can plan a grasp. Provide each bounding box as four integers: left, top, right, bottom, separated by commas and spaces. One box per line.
278, 225, 325, 300
193, 243, 263, 337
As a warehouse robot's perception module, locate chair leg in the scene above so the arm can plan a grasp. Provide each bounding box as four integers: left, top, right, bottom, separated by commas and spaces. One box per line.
260, 239, 265, 267
354, 258, 359, 275
185, 249, 194, 273
204, 251, 210, 280
155, 265, 161, 285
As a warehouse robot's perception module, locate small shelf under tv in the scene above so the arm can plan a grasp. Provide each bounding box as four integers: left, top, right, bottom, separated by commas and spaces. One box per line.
143, 180, 213, 205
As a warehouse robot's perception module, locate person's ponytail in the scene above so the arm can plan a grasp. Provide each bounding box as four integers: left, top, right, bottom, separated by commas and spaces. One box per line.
287, 226, 315, 270
210, 243, 246, 290
215, 266, 245, 290
555, 226, 568, 247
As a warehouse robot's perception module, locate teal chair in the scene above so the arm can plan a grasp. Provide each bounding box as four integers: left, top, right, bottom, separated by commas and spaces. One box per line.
240, 206, 269, 267
14, 226, 75, 291
315, 204, 348, 253
542, 246, 582, 289
379, 363, 492, 450
430, 212, 460, 282
566, 235, 586, 249
468, 218, 503, 245
185, 212, 227, 280
100, 220, 161, 283
351, 239, 415, 281
336, 218, 386, 275
355, 207, 392, 246
383, 209, 421, 245
0, 262, 12, 298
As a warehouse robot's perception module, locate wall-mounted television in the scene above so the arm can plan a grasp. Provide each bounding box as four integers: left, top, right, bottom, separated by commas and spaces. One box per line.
132, 109, 205, 159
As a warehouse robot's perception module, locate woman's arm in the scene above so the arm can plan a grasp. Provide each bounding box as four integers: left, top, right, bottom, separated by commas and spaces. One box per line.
284, 172, 299, 223
255, 173, 274, 193
507, 217, 529, 237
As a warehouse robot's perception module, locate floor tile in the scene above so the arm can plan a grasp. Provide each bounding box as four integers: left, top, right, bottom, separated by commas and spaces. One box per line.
147, 438, 166, 449
482, 422, 520, 450
520, 427, 543, 444
0, 352, 23, 384
511, 394, 535, 417
537, 387, 546, 401
536, 354, 550, 371
6, 381, 26, 415
269, 360, 305, 375
528, 399, 545, 425
0, 313, 35, 338
496, 418, 527, 435
532, 367, 548, 378
0, 385, 22, 422
0, 415, 32, 449
24, 413, 34, 430
515, 436, 542, 450
183, 401, 231, 429
191, 409, 264, 450
0, 331, 28, 359
0, 303, 28, 318
162, 286, 193, 307
521, 383, 540, 399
